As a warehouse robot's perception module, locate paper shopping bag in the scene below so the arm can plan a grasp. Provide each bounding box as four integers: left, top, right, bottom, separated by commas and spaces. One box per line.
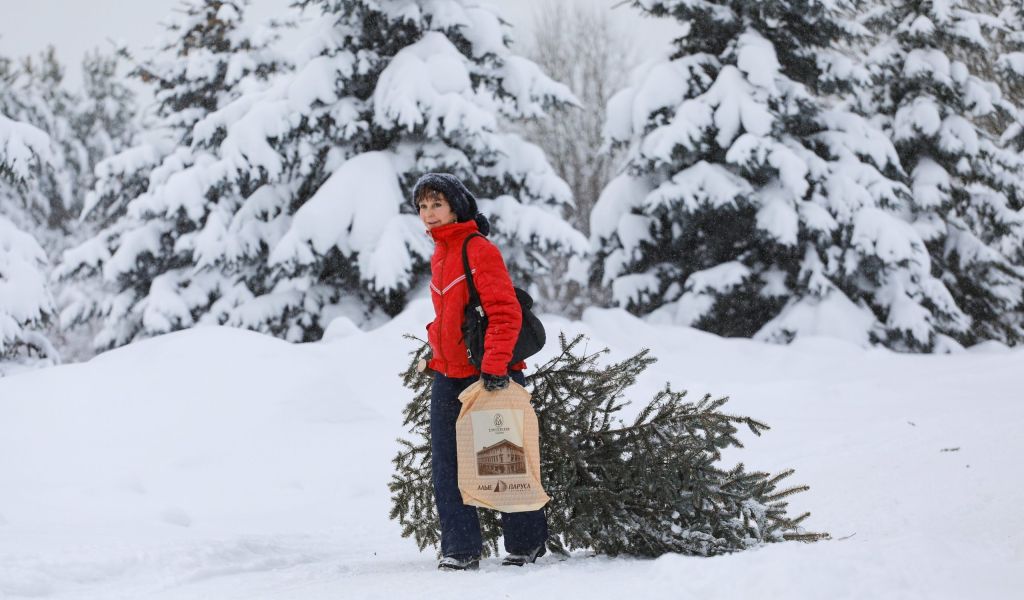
455, 379, 549, 512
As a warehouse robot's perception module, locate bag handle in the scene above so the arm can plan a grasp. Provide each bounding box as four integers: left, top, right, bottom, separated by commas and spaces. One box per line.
462, 233, 485, 312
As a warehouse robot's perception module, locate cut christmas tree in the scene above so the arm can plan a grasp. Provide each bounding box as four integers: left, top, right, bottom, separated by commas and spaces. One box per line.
389, 333, 827, 558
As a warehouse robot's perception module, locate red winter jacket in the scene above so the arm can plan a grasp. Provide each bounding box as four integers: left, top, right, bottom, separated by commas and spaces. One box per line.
425, 220, 525, 378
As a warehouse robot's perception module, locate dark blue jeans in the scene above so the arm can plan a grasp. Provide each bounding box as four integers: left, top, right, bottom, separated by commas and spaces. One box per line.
430, 371, 549, 559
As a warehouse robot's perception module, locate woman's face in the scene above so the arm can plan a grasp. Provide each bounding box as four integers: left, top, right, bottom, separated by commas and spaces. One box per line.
418, 191, 458, 230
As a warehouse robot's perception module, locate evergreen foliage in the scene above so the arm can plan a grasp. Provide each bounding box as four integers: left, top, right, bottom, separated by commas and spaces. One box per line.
0, 114, 57, 365
592, 0, 965, 351
863, 0, 1024, 347
0, 46, 135, 239
74, 49, 138, 213
0, 45, 139, 362
179, 0, 588, 341
58, 0, 586, 348
0, 48, 89, 237
57, 0, 288, 350
999, 1, 1024, 151
389, 333, 827, 558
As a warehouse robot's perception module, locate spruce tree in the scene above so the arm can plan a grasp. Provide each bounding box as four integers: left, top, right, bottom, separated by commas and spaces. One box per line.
864, 0, 1024, 347
389, 334, 826, 558
184, 0, 588, 341
39, 48, 142, 361
0, 48, 89, 239
592, 0, 970, 351
0, 91, 52, 193
57, 0, 288, 350
999, 1, 1024, 152
0, 114, 57, 367
73, 48, 137, 213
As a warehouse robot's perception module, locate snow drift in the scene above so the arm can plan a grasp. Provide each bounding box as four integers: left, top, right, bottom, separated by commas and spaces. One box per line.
1, 299, 1021, 599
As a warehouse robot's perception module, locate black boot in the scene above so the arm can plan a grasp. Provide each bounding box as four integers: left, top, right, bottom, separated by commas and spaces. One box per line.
438, 555, 480, 571
501, 544, 546, 567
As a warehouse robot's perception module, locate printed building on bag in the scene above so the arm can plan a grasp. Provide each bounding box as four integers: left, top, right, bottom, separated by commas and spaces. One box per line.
476, 439, 526, 476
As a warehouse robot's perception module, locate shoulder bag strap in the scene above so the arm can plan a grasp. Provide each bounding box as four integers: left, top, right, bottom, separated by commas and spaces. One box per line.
461, 233, 484, 310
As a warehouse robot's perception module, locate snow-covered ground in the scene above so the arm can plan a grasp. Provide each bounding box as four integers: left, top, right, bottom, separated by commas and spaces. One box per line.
1, 298, 1021, 599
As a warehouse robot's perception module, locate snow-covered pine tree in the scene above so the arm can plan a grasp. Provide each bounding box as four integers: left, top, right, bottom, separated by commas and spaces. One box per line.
864, 0, 1024, 347
0, 48, 89, 240
0, 111, 51, 185
73, 48, 137, 209
187, 0, 588, 341
591, 0, 982, 351
389, 334, 827, 557
999, 1, 1024, 151
0, 114, 58, 368
42, 49, 141, 362
57, 0, 289, 350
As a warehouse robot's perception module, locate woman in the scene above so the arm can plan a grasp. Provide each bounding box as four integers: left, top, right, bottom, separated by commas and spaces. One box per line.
413, 173, 549, 571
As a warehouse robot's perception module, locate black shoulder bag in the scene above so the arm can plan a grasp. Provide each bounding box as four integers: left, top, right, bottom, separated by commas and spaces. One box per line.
461, 234, 546, 370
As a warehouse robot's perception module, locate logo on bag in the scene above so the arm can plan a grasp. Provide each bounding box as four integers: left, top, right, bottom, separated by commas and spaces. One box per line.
488, 418, 510, 435
476, 480, 532, 493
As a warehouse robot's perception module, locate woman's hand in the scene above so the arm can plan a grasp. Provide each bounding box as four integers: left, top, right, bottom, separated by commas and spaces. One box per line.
481, 372, 509, 391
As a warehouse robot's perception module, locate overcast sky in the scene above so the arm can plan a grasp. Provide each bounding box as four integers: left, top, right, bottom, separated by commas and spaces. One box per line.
0, 0, 680, 89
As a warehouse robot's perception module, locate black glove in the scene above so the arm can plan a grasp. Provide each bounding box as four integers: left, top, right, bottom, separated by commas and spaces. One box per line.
481, 372, 509, 391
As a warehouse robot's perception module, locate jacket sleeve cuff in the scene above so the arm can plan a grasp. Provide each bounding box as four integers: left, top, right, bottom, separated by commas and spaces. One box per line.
480, 366, 508, 378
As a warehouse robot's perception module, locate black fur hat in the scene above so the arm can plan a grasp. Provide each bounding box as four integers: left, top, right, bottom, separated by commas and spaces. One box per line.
411, 173, 491, 236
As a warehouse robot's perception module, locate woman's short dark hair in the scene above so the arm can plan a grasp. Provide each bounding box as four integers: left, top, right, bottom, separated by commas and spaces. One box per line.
414, 185, 447, 206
